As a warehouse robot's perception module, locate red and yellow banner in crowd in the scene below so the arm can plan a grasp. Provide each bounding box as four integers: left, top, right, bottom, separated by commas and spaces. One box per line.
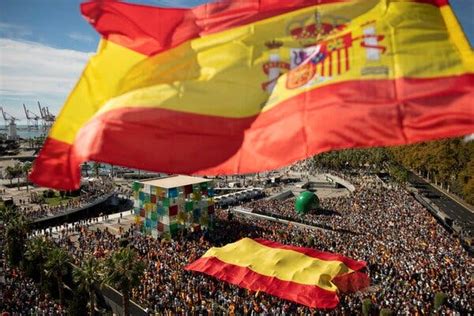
30, 0, 474, 189
185, 238, 369, 308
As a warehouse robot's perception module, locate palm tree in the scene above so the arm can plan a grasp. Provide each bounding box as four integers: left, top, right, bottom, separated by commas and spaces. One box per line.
104, 248, 145, 316
82, 163, 91, 177
5, 213, 29, 266
199, 214, 209, 228
34, 136, 45, 150
22, 162, 32, 192
0, 204, 14, 222
92, 162, 101, 178
13, 162, 23, 190
25, 236, 52, 284
5, 166, 14, 186
110, 164, 115, 178
73, 256, 103, 316
45, 247, 71, 305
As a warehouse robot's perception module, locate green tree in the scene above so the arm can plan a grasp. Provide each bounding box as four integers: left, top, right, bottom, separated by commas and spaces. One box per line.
199, 214, 209, 228
361, 298, 373, 316
104, 248, 145, 316
390, 138, 473, 203
92, 162, 101, 178
311, 138, 473, 204
22, 162, 32, 192
433, 292, 447, 312
12, 162, 23, 190
0, 203, 16, 223
5, 214, 29, 266
5, 165, 14, 186
25, 236, 52, 285
67, 289, 89, 316
73, 256, 103, 316
388, 164, 408, 184
45, 247, 72, 305
459, 159, 474, 205
34, 136, 46, 150
380, 308, 393, 316
82, 163, 91, 177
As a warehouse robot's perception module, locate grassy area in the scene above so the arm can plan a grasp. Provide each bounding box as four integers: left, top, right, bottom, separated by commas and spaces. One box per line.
44, 196, 75, 206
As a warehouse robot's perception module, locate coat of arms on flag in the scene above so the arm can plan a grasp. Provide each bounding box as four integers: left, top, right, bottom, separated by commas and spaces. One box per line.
30, 0, 473, 190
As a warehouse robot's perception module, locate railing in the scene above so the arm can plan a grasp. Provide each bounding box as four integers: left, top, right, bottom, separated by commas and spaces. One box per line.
33, 192, 115, 223
29, 193, 119, 230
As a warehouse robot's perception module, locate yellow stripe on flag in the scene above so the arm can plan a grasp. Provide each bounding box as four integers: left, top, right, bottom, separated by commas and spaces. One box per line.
202, 238, 352, 291
49, 0, 472, 145
31, 0, 473, 191
49, 40, 146, 144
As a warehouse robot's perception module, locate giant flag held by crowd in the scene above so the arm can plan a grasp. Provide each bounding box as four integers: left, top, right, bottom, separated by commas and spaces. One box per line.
185, 238, 369, 309
30, 0, 474, 190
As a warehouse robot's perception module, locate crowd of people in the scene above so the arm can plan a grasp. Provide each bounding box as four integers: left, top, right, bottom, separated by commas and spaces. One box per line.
48, 212, 329, 314
0, 267, 65, 316
1, 173, 472, 315
29, 175, 471, 314
247, 188, 372, 233
247, 177, 472, 314
0, 229, 65, 315
15, 180, 116, 221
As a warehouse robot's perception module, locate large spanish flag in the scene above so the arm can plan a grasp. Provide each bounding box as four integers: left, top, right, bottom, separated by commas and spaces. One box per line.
185, 238, 369, 309
30, 0, 474, 190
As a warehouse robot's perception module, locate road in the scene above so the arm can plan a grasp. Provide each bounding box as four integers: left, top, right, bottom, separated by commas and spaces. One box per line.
408, 172, 474, 237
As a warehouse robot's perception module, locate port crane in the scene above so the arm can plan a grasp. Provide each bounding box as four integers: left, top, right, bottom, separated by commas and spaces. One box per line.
0, 106, 19, 129
37, 101, 56, 130
23, 104, 40, 130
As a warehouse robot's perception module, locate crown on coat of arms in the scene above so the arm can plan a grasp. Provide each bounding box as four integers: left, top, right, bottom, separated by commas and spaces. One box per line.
265, 40, 284, 49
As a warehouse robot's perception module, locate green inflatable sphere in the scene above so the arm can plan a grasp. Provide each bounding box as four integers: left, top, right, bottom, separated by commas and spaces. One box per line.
295, 191, 319, 215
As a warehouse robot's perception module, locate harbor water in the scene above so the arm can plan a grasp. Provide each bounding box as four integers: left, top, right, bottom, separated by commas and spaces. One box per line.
0, 125, 48, 139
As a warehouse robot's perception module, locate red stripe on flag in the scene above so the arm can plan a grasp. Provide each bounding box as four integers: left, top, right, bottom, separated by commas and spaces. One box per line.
80, 0, 338, 56
345, 47, 350, 72
30, 74, 474, 190
185, 256, 340, 309
321, 58, 325, 77
253, 239, 367, 271
81, 0, 448, 56
30, 138, 82, 190
333, 271, 371, 293
337, 49, 342, 75
328, 53, 333, 77
415, 0, 449, 6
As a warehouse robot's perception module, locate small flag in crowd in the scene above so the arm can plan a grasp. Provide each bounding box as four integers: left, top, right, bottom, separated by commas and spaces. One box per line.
30, 0, 474, 189
185, 238, 369, 308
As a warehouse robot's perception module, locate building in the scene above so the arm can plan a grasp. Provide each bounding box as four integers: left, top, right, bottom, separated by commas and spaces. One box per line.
7, 121, 18, 140
133, 175, 215, 237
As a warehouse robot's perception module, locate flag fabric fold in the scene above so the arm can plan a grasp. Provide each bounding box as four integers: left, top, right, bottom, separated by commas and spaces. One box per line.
30, 0, 474, 190
185, 238, 369, 309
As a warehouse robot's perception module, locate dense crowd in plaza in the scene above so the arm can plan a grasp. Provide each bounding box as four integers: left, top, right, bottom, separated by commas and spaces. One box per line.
1, 173, 472, 314
247, 178, 472, 313
0, 267, 66, 316
37, 178, 474, 313
0, 231, 65, 315
247, 175, 380, 233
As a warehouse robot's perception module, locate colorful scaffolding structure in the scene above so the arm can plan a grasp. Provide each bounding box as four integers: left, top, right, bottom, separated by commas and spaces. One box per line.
133, 175, 215, 237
